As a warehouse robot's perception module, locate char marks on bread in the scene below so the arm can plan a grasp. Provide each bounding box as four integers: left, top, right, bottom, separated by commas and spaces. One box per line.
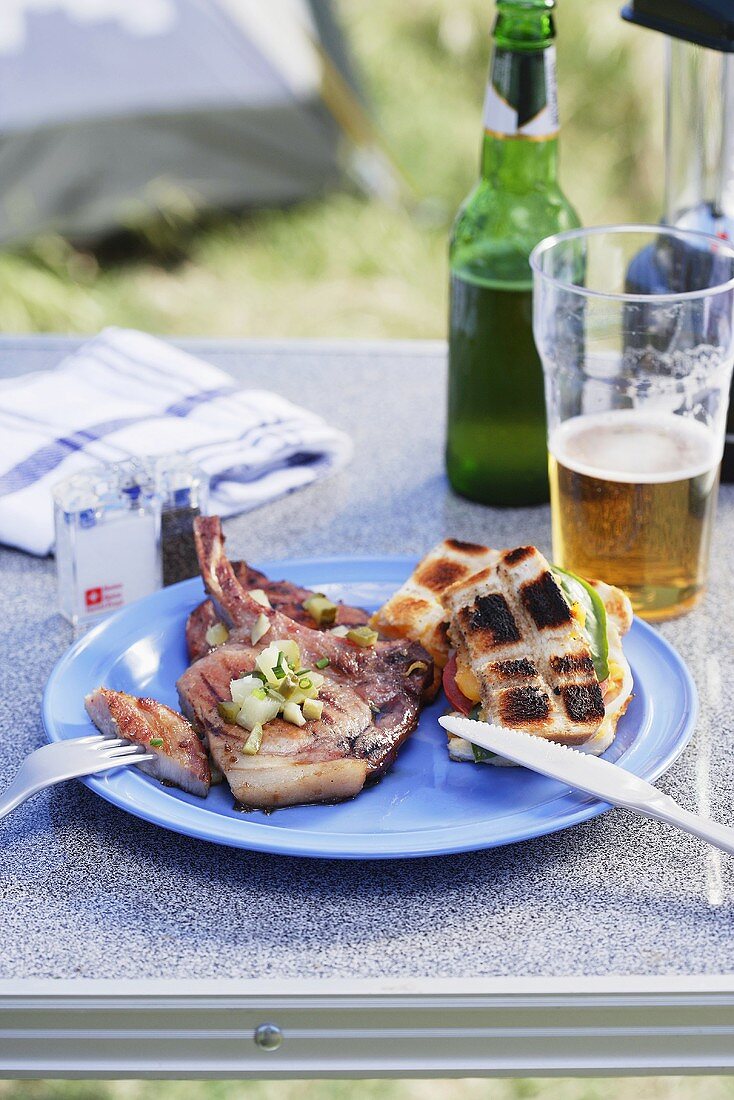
369, 538, 501, 688
442, 546, 607, 747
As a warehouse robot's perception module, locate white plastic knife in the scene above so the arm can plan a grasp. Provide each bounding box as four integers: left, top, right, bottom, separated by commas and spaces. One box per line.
439, 715, 734, 856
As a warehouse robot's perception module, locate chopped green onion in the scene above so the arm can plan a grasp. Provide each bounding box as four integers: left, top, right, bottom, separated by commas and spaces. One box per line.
249, 589, 272, 609
149, 737, 164, 747
224, 636, 328, 738
302, 594, 338, 627
217, 701, 241, 723
250, 612, 271, 645
205, 622, 229, 647
406, 660, 428, 676
243, 723, 264, 756
315, 657, 330, 670
347, 626, 379, 648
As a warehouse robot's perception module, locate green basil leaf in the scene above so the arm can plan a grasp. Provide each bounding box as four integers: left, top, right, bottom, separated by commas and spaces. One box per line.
550, 565, 609, 683
471, 743, 498, 764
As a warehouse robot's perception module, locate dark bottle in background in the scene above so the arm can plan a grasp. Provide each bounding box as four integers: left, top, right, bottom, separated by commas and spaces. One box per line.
622, 0, 734, 479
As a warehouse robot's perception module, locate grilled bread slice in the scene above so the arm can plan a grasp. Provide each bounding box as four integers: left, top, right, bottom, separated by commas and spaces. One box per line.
442, 546, 608, 748
445, 574, 634, 763
369, 539, 500, 691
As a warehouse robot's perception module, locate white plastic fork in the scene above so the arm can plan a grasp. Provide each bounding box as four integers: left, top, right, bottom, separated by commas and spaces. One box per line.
0, 736, 155, 821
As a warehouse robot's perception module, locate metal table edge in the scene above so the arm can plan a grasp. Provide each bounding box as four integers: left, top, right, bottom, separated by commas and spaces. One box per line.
2, 976, 734, 1078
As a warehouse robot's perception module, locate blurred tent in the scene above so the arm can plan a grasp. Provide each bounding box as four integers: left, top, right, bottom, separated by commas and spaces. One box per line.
0, 0, 368, 244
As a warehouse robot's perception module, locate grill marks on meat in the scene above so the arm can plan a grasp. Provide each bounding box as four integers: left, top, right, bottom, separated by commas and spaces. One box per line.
85, 688, 210, 797
443, 546, 605, 746
186, 562, 370, 663
178, 644, 375, 810
176, 516, 434, 810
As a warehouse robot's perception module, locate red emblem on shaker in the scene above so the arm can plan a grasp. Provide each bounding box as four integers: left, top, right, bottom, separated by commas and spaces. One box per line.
85, 587, 103, 608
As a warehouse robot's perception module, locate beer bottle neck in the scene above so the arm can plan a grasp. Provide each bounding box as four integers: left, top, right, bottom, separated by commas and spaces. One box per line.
480, 2, 560, 191
481, 129, 559, 190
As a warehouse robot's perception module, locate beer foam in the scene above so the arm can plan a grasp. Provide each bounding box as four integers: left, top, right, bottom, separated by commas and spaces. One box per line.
549, 410, 720, 484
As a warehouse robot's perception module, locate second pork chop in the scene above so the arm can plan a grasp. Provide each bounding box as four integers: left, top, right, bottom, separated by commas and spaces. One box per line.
186, 561, 370, 663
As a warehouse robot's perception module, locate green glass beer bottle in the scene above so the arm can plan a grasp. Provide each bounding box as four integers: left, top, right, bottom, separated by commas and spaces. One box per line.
446, 0, 580, 506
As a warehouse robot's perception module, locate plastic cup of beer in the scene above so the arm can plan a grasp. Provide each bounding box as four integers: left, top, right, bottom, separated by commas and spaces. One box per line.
530, 224, 734, 620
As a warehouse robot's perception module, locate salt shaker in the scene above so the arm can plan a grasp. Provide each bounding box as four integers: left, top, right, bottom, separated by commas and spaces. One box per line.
54, 461, 162, 628
156, 456, 210, 586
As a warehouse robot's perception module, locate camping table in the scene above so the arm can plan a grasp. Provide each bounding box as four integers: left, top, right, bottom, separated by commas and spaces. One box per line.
1, 336, 734, 1079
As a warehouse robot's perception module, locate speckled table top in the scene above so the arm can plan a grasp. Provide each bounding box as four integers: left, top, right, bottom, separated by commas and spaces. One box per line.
1, 336, 733, 984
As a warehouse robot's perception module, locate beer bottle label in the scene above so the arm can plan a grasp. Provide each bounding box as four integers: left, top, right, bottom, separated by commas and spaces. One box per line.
483, 45, 559, 140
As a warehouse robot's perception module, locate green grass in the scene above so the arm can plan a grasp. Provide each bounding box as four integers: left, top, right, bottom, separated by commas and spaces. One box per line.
3, 1079, 734, 1100
0, 0, 664, 338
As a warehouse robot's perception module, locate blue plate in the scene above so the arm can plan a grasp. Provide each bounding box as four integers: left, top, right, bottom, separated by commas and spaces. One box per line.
42, 556, 698, 860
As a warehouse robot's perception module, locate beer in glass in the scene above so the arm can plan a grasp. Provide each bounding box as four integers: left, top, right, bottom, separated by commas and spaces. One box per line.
531, 226, 734, 619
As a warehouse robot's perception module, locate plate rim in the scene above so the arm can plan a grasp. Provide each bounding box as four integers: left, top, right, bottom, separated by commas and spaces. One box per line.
42, 555, 699, 860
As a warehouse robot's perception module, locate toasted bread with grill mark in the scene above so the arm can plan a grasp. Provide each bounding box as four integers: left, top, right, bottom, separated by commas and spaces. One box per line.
442, 546, 606, 746
370, 540, 500, 682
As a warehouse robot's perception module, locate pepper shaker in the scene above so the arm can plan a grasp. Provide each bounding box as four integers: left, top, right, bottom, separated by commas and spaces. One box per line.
156, 456, 210, 586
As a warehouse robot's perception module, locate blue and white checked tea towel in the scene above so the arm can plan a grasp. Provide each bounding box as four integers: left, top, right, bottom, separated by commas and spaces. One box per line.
0, 328, 353, 556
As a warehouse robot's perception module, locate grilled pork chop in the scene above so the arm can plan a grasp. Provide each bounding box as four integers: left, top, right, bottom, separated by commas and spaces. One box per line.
85, 688, 210, 796
176, 517, 433, 810
186, 561, 370, 663
442, 546, 606, 747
